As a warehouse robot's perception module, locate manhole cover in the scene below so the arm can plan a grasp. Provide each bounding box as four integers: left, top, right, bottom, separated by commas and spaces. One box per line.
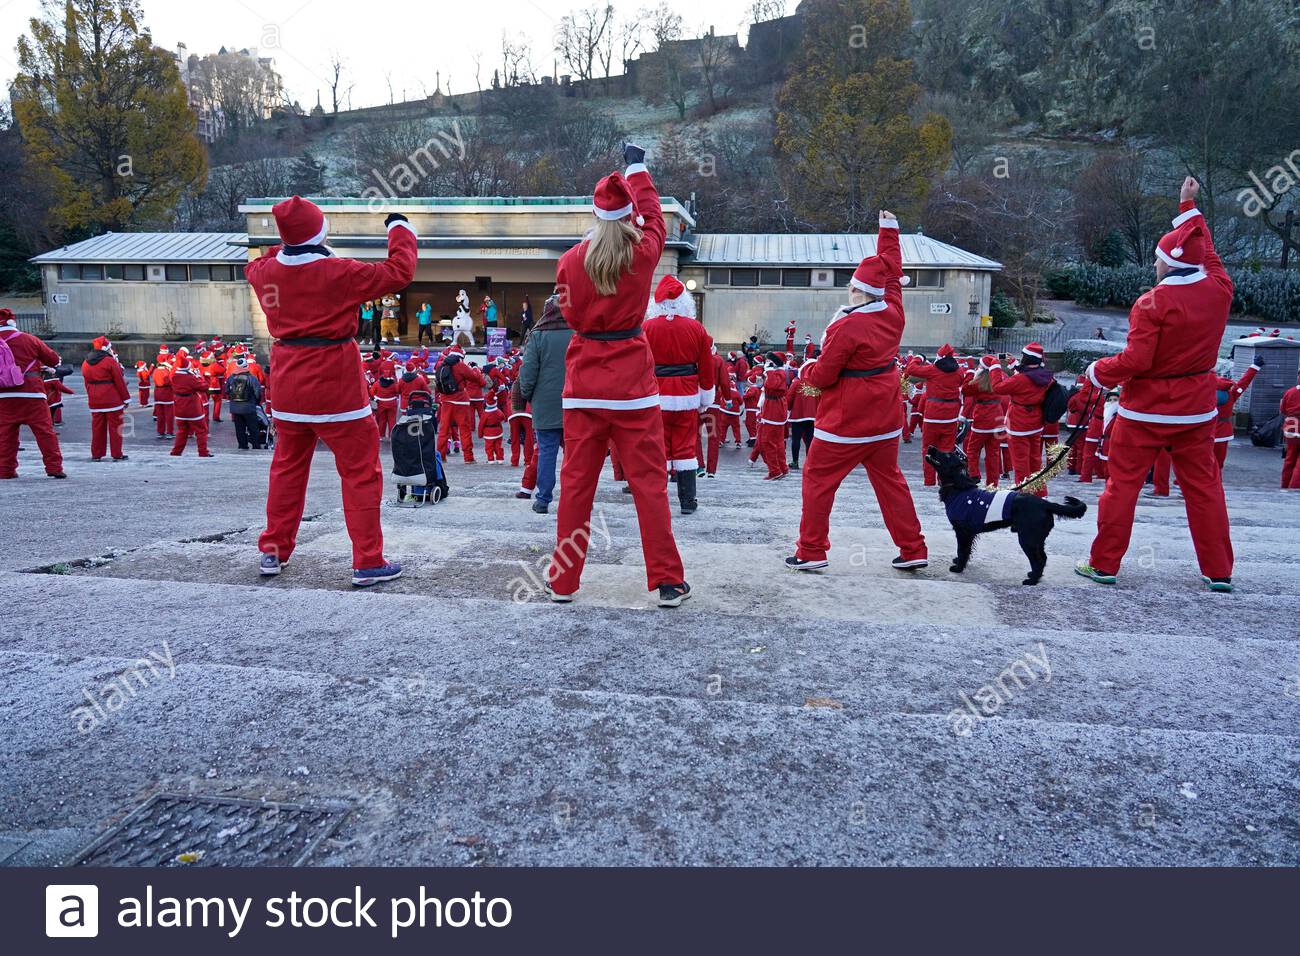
68, 793, 351, 867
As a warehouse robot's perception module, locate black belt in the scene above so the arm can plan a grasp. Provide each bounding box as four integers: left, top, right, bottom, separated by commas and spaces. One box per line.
655, 363, 698, 377
276, 336, 354, 347
928, 397, 959, 403
976, 399, 1000, 405
838, 364, 894, 379
578, 325, 642, 342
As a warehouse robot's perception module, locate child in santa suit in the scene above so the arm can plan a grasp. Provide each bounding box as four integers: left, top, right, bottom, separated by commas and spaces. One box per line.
1078, 176, 1236, 591
786, 211, 927, 573
435, 348, 483, 462
169, 355, 214, 457
508, 390, 534, 468
479, 399, 506, 462
203, 351, 226, 421
742, 369, 762, 444
398, 361, 429, 414
151, 360, 174, 437
135, 361, 152, 406
544, 144, 690, 607
993, 342, 1055, 496
1078, 385, 1107, 482
371, 371, 400, 439
246, 195, 417, 586
1280, 370, 1300, 489
465, 364, 485, 430
787, 362, 819, 469
749, 353, 790, 480
1211, 359, 1262, 469
961, 356, 1005, 483
644, 274, 717, 514
703, 352, 739, 476
903, 378, 925, 443
44, 369, 74, 425
1066, 374, 1090, 473
719, 371, 743, 447
904, 344, 964, 485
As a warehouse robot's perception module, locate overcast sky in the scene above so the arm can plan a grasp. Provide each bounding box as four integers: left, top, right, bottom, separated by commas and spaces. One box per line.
2, 0, 766, 110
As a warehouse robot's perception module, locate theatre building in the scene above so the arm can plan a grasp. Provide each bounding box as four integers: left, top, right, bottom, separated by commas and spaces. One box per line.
32, 194, 1000, 350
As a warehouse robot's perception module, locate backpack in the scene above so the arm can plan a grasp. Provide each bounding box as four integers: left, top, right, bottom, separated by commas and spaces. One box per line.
228, 374, 254, 405
435, 361, 461, 396
1251, 413, 1283, 448
1041, 380, 1068, 425
0, 332, 27, 388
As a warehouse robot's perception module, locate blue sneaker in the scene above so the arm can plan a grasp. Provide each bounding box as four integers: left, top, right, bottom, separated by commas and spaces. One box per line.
352, 561, 402, 587
260, 553, 287, 577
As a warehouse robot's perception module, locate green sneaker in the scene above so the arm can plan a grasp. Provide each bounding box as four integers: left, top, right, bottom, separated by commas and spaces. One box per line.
1201, 575, 1234, 593
1074, 561, 1117, 585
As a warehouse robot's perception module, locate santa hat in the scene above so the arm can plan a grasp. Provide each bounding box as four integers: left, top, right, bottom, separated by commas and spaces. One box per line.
135, 360, 146, 368
937, 344, 955, 359
0, 308, 15, 326
92, 336, 112, 352
174, 354, 190, 370
593, 172, 643, 226
979, 354, 1000, 370
272, 195, 328, 247
1156, 208, 1207, 270
200, 350, 215, 364
1022, 342, 1045, 361
647, 275, 695, 320
769, 351, 787, 366
849, 253, 909, 298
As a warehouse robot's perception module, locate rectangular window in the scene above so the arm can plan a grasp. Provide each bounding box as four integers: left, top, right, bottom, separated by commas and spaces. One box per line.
907, 269, 944, 289
165, 265, 188, 282
210, 264, 235, 281
80, 264, 104, 281
730, 268, 759, 287
234, 265, 246, 281
834, 269, 856, 287
59, 264, 77, 281
781, 269, 811, 287
123, 264, 146, 281
759, 268, 782, 286
707, 268, 730, 286
189, 264, 211, 281
105, 265, 124, 280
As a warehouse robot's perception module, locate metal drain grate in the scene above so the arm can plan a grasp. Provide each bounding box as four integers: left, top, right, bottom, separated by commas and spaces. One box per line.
69, 793, 351, 867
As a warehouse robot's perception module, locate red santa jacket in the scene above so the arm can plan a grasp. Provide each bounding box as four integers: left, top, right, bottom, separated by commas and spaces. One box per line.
707, 355, 738, 413
371, 376, 400, 407
904, 358, 965, 424
0, 326, 60, 403
1213, 365, 1258, 440
1089, 201, 1232, 426
479, 405, 505, 439
994, 365, 1055, 436
171, 364, 208, 421
758, 366, 789, 426
800, 215, 907, 441
246, 220, 417, 422
151, 363, 174, 403
787, 369, 820, 422
203, 360, 225, 394
644, 311, 717, 412
961, 375, 1005, 433
45, 377, 74, 407
136, 364, 153, 388
1281, 383, 1300, 438
81, 349, 131, 413
742, 381, 761, 413
440, 356, 485, 406
398, 371, 429, 410
557, 164, 665, 411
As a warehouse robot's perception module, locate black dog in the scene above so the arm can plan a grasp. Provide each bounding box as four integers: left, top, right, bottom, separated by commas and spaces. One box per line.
925, 446, 1087, 585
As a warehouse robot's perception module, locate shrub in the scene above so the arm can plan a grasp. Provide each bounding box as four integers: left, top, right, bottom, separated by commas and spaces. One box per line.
989, 290, 1019, 328
1062, 338, 1125, 373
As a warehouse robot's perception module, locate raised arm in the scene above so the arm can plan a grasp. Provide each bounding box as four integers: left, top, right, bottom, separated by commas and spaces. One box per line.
624, 143, 666, 268
342, 216, 419, 305
877, 210, 903, 310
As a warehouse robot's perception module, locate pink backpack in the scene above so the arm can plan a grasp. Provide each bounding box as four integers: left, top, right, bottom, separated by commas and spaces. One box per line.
0, 330, 27, 388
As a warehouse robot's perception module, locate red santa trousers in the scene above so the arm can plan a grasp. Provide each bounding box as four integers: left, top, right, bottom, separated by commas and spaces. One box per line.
260, 416, 385, 570
91, 409, 125, 459
704, 409, 727, 474
0, 397, 63, 477
661, 409, 699, 470
138, 385, 150, 407
436, 403, 475, 462
744, 409, 758, 440
751, 421, 787, 479
794, 436, 927, 564
154, 402, 173, 435
484, 436, 504, 461
964, 430, 1001, 483
1213, 440, 1230, 469
547, 406, 684, 595
210, 393, 223, 421
520, 435, 540, 493
374, 403, 397, 439
1152, 449, 1174, 496
171, 418, 210, 456
510, 418, 534, 466
919, 420, 958, 485
1088, 418, 1232, 579
1282, 437, 1300, 489
1009, 431, 1046, 497
721, 412, 741, 444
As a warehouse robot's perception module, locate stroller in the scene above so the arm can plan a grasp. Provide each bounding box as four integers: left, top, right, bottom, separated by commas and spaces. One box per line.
390, 390, 449, 506
255, 405, 275, 449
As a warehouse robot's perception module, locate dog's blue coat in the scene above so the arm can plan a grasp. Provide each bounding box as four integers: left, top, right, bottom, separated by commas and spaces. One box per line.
945, 487, 1019, 532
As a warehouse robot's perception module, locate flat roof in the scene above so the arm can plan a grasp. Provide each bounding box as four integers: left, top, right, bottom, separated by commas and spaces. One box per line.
240, 195, 698, 228
31, 232, 247, 265
691, 233, 1002, 271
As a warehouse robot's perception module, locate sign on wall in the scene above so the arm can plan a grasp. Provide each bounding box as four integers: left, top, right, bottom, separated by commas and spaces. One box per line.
50, 293, 69, 304
930, 302, 953, 315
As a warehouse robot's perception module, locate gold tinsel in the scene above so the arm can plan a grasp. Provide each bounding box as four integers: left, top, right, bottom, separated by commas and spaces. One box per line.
899, 374, 912, 400
799, 382, 822, 398
1014, 442, 1070, 495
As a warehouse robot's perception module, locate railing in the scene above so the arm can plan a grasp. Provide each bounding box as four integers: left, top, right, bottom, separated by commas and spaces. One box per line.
12, 313, 48, 335
963, 325, 1065, 355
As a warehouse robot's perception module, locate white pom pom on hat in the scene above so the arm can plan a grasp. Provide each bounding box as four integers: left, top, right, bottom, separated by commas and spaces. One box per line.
900, 275, 911, 286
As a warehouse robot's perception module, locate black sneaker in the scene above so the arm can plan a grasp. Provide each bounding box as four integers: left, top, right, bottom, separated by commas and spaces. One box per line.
657, 582, 692, 607
622, 485, 633, 494
785, 555, 828, 572
891, 556, 928, 571
112, 455, 129, 462
48, 472, 68, 479
544, 584, 573, 603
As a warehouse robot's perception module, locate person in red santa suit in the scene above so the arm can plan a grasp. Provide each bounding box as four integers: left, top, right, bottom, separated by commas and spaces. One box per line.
749, 352, 790, 480
544, 143, 690, 608
151, 359, 174, 438
397, 360, 429, 414
370, 369, 400, 439
508, 395, 534, 468
0, 309, 66, 479
784, 320, 797, 355
169, 354, 214, 457
902, 376, 925, 443
786, 211, 927, 572
203, 351, 226, 421
135, 360, 152, 406
644, 274, 717, 514
479, 398, 506, 463
1077, 177, 1236, 592
1210, 358, 1262, 469
245, 195, 417, 586
1279, 371, 1300, 489
741, 369, 762, 444
1077, 386, 1107, 482
961, 355, 1005, 482
904, 343, 964, 486
44, 368, 74, 425
1065, 374, 1090, 473
434, 346, 484, 462
82, 336, 132, 461
993, 342, 1055, 496
719, 371, 742, 447
703, 350, 738, 476
803, 334, 815, 360
787, 360, 819, 469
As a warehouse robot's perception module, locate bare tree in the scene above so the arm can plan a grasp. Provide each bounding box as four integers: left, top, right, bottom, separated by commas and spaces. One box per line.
556, 4, 616, 89
501, 31, 538, 87
327, 52, 351, 114
747, 0, 787, 22
696, 28, 734, 115
643, 3, 690, 119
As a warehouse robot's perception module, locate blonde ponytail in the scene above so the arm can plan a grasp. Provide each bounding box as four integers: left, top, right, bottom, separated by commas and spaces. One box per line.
584, 217, 642, 296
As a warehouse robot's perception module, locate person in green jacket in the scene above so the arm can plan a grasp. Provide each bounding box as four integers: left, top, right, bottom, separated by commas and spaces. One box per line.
518, 294, 572, 514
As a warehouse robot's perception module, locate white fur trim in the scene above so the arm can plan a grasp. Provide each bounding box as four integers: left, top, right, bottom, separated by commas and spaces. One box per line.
594, 201, 634, 221
922, 415, 961, 424
272, 404, 375, 424
697, 387, 715, 408
813, 426, 903, 444
625, 163, 649, 177
387, 219, 419, 239
1117, 406, 1217, 425
0, 391, 48, 399
1086, 361, 1104, 391
669, 458, 698, 470
1158, 270, 1207, 286
1156, 245, 1197, 269
1214, 435, 1233, 443
1171, 208, 1202, 227
88, 403, 127, 414
276, 249, 330, 266
646, 290, 696, 320
1006, 426, 1044, 437
878, 216, 899, 230
562, 394, 661, 411
850, 276, 885, 296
